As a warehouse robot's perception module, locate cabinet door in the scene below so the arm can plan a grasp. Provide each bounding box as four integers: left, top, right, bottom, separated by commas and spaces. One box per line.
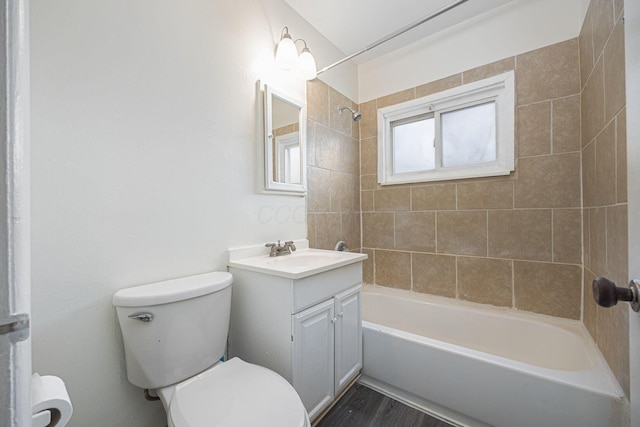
334, 286, 362, 393
292, 299, 335, 420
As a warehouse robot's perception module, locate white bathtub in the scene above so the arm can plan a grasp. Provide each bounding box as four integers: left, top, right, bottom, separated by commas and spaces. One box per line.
360, 286, 629, 427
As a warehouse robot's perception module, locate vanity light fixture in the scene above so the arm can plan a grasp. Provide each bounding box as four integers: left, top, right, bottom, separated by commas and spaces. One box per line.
275, 27, 298, 70
275, 27, 317, 80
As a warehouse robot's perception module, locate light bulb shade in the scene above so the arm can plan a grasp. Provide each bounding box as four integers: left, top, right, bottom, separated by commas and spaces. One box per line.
297, 48, 317, 80
275, 35, 298, 71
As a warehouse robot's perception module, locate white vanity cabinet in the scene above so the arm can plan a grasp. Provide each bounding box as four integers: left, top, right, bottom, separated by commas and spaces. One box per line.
227, 260, 364, 421
292, 285, 362, 419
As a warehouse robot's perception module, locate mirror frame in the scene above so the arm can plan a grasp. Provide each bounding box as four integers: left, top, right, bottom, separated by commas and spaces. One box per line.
263, 83, 307, 195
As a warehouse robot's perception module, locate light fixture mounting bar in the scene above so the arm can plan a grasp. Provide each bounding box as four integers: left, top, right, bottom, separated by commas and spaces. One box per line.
317, 0, 469, 75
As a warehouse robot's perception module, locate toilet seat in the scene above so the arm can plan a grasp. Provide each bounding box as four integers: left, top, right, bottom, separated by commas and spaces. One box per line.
167, 358, 309, 427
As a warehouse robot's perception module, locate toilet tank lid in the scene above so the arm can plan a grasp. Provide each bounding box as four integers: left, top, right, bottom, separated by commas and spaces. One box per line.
112, 271, 232, 307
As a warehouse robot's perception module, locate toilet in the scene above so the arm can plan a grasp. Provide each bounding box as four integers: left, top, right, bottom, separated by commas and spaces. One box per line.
112, 271, 310, 427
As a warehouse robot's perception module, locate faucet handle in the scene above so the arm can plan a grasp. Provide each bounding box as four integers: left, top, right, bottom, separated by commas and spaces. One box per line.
285, 241, 296, 251
265, 243, 278, 257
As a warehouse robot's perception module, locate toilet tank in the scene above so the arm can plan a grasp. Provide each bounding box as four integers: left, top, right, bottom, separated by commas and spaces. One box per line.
113, 272, 233, 389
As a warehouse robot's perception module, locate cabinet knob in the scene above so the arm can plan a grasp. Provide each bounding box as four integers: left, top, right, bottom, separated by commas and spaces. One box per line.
331, 317, 337, 324
338, 312, 344, 318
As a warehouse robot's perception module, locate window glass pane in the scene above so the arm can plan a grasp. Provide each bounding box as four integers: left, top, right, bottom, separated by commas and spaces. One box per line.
284, 145, 301, 184
442, 101, 496, 168
392, 117, 435, 174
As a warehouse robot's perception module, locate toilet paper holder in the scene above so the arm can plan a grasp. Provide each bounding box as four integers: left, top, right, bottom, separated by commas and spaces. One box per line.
592, 277, 640, 312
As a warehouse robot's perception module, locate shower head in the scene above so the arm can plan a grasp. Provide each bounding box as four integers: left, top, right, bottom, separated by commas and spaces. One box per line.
338, 106, 362, 122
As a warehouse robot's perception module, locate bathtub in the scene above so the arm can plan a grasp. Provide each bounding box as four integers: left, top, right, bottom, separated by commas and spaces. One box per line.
359, 286, 629, 427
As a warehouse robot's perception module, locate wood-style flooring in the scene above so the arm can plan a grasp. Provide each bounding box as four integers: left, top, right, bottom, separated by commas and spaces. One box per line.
315, 383, 456, 427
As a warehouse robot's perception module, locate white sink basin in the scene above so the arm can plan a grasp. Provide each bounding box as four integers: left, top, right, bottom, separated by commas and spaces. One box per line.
228, 247, 367, 279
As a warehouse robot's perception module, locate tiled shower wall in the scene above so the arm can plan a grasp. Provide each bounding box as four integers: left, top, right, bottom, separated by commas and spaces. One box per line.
358, 39, 583, 321
580, 0, 629, 397
306, 80, 361, 252
305, 0, 629, 398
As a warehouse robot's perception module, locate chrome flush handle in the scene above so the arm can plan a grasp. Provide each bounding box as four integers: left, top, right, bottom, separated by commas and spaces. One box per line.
128, 312, 154, 322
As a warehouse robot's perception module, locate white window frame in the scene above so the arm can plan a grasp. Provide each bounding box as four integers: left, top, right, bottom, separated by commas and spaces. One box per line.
377, 71, 515, 185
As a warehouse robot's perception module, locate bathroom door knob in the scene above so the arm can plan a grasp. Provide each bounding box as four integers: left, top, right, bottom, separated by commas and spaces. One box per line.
592, 277, 640, 312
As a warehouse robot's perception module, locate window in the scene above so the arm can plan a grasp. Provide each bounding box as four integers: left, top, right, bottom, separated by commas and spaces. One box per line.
378, 71, 514, 185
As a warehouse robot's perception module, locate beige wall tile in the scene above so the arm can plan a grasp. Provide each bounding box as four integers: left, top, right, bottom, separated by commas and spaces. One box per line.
375, 187, 410, 211
329, 88, 355, 136
514, 153, 581, 208
598, 302, 630, 397
607, 204, 628, 287
579, 4, 595, 88
330, 172, 356, 213
437, 211, 487, 256
581, 57, 605, 145
594, 120, 617, 207
604, 18, 626, 122
462, 57, 515, 83
614, 0, 623, 20
583, 209, 591, 269
339, 134, 360, 176
307, 166, 331, 213
415, 74, 461, 98
352, 107, 360, 141
582, 141, 596, 207
360, 174, 378, 191
377, 88, 415, 109
517, 101, 551, 157
552, 95, 581, 153
553, 209, 582, 264
617, 108, 627, 203
411, 184, 456, 211
514, 261, 581, 319
591, 0, 614, 56
307, 79, 329, 125
315, 213, 342, 250
488, 210, 552, 261
412, 253, 456, 298
359, 100, 377, 140
361, 190, 374, 212
457, 179, 513, 209
375, 250, 411, 289
589, 207, 607, 276
307, 214, 317, 248
583, 268, 598, 339
306, 119, 316, 166
516, 39, 580, 105
458, 257, 512, 307
314, 124, 341, 171
361, 137, 378, 175
342, 212, 361, 252
362, 248, 374, 284
395, 211, 436, 252
362, 212, 394, 249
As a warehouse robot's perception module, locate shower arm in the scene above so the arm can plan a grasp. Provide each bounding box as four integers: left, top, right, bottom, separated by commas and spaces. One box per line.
317, 0, 469, 76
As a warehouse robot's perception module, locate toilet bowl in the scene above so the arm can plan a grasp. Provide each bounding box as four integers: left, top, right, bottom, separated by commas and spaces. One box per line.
160, 358, 309, 427
112, 271, 309, 427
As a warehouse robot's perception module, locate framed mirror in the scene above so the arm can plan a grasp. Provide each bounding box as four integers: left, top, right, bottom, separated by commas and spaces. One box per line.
263, 83, 307, 195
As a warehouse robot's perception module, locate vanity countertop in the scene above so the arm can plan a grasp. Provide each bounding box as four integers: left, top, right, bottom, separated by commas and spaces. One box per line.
228, 241, 367, 279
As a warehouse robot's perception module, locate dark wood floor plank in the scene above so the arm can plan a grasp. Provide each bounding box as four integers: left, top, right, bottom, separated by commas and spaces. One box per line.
316, 383, 456, 427
317, 383, 384, 427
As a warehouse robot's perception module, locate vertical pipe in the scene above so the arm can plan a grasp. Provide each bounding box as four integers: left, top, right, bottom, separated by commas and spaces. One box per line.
0, 0, 32, 426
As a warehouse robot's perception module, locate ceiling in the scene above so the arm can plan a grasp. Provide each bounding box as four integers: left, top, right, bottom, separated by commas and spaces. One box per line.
284, 0, 517, 64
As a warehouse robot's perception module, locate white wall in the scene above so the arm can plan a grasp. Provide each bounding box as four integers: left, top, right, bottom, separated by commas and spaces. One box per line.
358, 0, 589, 102
29, 1, 355, 426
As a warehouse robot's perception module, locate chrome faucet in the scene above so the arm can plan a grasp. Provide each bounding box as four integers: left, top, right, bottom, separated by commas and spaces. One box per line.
265, 240, 297, 257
